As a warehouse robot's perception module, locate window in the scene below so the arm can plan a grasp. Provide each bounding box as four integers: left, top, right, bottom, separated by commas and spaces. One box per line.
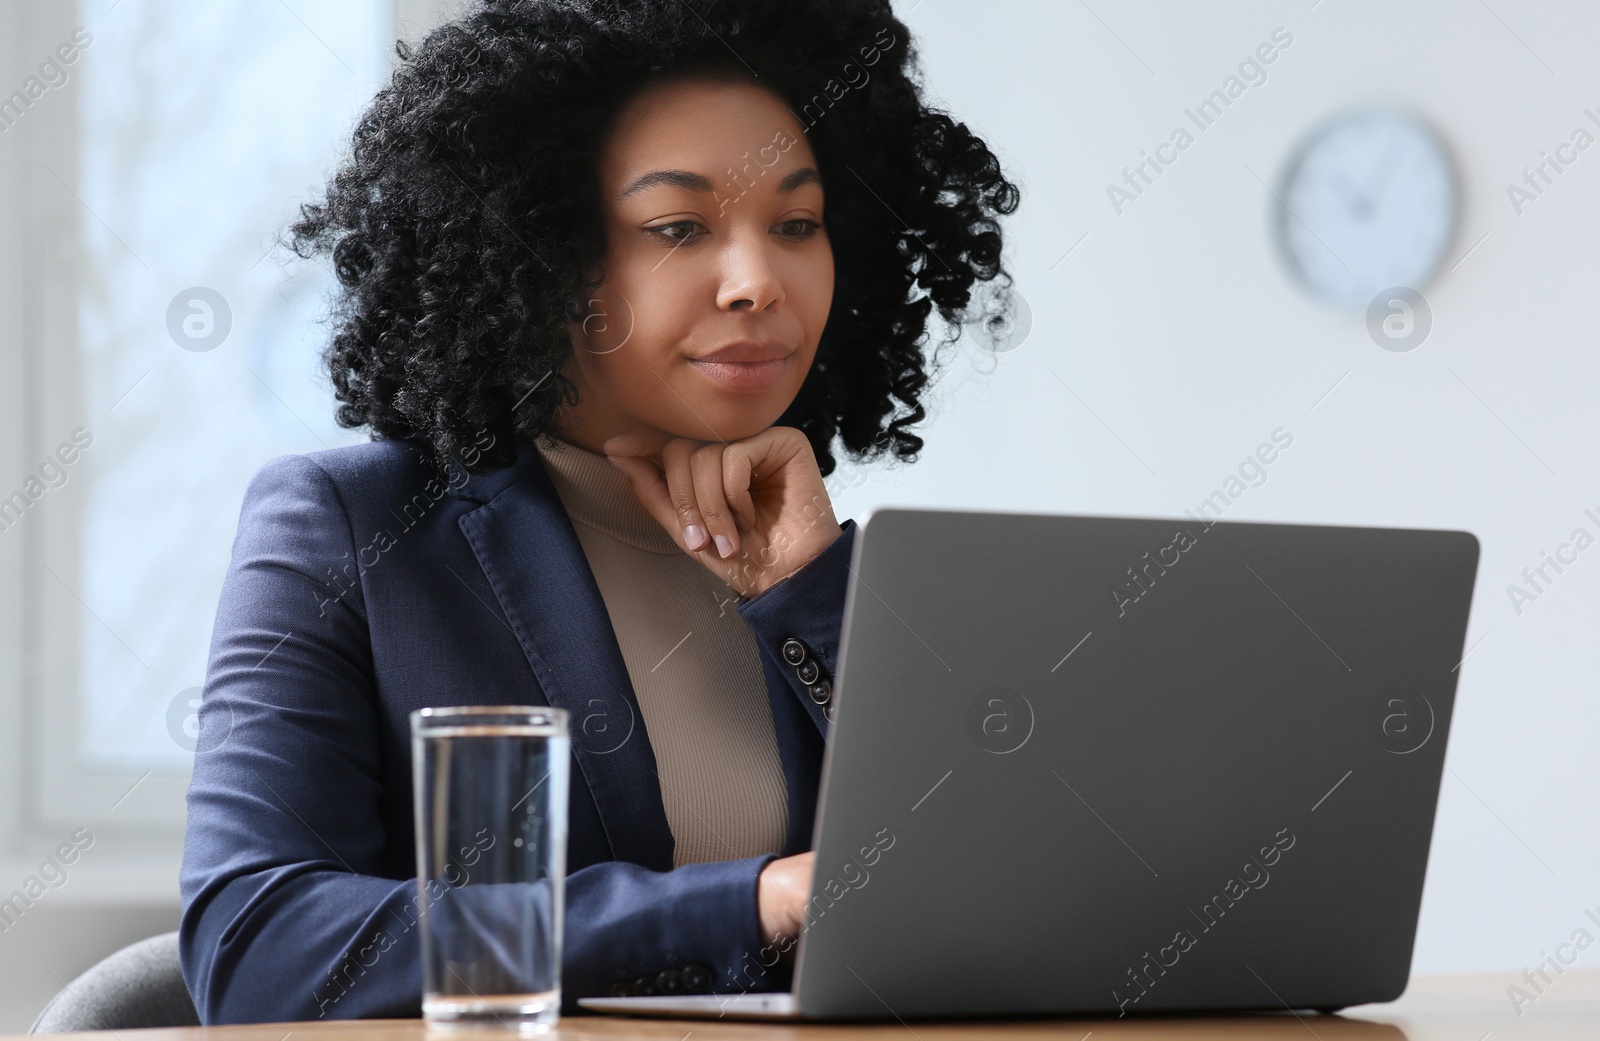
11, 0, 396, 839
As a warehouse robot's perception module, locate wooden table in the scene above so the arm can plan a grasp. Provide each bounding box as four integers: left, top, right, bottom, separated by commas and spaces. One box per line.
13, 971, 1599, 1040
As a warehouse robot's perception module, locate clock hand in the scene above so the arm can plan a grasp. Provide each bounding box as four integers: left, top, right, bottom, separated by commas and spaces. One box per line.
1329, 171, 1368, 218
1359, 134, 1407, 215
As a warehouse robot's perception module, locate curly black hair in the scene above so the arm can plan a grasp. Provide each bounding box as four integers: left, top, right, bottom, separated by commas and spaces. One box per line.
288, 0, 1021, 476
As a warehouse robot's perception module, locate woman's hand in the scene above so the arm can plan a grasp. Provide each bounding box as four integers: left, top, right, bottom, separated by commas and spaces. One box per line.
757, 850, 815, 951
603, 426, 843, 599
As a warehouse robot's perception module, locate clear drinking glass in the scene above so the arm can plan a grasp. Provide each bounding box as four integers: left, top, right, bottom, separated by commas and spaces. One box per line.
411, 706, 570, 1033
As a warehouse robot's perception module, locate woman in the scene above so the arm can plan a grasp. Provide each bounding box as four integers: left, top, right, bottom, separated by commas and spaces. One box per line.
179, 0, 1019, 1022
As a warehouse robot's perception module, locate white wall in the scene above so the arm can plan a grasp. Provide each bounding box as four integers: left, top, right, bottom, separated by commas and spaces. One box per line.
827, 0, 1599, 978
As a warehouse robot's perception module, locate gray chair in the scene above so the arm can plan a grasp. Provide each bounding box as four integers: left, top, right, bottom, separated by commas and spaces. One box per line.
30, 931, 200, 1033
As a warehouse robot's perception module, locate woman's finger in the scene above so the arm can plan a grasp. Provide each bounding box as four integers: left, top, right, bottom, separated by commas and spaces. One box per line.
721, 429, 796, 534
659, 439, 713, 553
688, 443, 741, 558
721, 451, 758, 537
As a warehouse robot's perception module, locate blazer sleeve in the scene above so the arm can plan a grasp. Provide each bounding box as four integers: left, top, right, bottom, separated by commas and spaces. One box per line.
735, 517, 859, 729
179, 455, 783, 1024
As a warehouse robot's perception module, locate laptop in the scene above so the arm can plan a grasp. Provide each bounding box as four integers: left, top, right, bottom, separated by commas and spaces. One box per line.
580, 506, 1480, 1021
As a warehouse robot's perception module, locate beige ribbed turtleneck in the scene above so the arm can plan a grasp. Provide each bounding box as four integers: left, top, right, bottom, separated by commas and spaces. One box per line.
532, 436, 789, 867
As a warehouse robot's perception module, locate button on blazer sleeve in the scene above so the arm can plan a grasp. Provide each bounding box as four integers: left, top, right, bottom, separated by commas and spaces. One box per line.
736, 518, 858, 727
179, 454, 781, 1024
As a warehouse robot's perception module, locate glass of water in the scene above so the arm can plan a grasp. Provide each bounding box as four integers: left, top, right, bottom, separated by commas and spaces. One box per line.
411, 706, 570, 1033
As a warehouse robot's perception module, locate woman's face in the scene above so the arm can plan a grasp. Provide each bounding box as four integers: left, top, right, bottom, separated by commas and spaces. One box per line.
558, 76, 834, 450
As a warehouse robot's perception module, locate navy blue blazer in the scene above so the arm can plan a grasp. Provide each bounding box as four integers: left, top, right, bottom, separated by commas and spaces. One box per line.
178, 434, 857, 1023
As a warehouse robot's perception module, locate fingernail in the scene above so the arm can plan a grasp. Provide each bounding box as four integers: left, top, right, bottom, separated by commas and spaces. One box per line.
714, 534, 733, 558
606, 456, 625, 469
685, 524, 706, 549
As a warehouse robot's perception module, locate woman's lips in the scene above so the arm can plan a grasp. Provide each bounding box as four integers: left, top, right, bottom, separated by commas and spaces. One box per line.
687, 356, 788, 392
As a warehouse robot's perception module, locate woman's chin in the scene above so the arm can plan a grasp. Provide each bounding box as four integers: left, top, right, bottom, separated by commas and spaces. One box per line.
664, 390, 795, 443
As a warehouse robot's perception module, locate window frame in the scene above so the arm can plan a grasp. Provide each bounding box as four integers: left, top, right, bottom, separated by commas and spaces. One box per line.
2, 0, 446, 868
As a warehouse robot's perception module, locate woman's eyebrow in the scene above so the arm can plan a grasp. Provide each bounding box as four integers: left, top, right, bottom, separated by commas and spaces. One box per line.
618, 165, 821, 200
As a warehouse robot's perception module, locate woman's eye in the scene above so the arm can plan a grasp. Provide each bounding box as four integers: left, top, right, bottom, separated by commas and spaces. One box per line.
649, 219, 821, 244
778, 219, 823, 239
649, 221, 701, 244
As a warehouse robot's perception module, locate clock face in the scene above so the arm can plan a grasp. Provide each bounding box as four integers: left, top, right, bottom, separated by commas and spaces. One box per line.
1275, 110, 1459, 312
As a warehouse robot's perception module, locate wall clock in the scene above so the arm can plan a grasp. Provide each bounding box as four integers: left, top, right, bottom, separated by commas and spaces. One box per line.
1275, 109, 1459, 312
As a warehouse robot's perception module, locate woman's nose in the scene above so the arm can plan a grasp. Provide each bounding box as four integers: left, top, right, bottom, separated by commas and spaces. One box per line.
715, 232, 785, 312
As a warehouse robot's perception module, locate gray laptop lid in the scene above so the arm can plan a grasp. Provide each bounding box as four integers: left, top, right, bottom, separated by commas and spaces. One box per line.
794, 507, 1479, 1018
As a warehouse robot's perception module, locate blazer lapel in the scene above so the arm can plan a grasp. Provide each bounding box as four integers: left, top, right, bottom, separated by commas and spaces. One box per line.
456, 442, 676, 871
